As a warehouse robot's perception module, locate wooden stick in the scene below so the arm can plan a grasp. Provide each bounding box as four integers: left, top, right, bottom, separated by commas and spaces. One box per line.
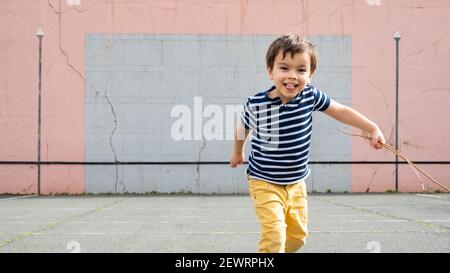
338, 128, 449, 192
381, 143, 425, 191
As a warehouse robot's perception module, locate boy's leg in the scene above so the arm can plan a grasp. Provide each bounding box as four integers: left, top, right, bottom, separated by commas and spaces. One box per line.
248, 177, 287, 253
284, 181, 308, 253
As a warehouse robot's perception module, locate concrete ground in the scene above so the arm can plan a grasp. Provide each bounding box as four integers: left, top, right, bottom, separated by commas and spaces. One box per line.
0, 193, 448, 253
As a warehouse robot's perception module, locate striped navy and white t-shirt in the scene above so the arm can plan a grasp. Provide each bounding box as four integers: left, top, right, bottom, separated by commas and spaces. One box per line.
241, 84, 331, 185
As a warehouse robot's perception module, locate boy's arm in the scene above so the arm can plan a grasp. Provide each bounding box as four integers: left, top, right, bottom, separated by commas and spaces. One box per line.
324, 100, 385, 149
230, 121, 251, 168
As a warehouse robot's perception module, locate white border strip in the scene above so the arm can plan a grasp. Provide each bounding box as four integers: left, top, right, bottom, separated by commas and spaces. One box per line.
416, 194, 446, 199
0, 195, 36, 201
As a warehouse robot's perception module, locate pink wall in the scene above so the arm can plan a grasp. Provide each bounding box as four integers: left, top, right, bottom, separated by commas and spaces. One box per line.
350, 1, 450, 192
1, 0, 449, 193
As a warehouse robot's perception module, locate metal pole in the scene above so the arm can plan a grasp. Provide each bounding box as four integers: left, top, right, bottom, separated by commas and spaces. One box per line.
37, 28, 44, 195
394, 32, 401, 192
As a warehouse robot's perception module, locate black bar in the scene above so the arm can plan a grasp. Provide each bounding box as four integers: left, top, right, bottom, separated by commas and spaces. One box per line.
1, 161, 449, 165
394, 34, 401, 192
37, 34, 43, 195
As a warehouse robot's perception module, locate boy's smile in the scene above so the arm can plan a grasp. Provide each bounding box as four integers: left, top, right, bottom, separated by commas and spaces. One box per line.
267, 51, 312, 104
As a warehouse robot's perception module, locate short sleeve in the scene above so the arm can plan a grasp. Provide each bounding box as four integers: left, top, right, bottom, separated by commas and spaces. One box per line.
240, 98, 256, 130
312, 87, 331, 112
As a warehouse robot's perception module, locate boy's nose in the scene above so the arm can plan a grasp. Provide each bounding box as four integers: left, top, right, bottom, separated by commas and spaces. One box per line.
287, 72, 298, 79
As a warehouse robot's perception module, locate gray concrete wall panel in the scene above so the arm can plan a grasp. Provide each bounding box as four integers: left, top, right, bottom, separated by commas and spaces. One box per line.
85, 34, 352, 193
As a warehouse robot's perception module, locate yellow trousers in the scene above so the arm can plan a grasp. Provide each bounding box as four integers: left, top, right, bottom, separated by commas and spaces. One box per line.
248, 176, 308, 253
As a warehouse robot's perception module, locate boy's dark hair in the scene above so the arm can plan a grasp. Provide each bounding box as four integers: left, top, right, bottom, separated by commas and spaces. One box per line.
266, 33, 318, 76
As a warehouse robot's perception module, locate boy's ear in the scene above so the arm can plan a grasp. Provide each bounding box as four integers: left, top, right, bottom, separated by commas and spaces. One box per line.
307, 71, 314, 83
266, 66, 273, 80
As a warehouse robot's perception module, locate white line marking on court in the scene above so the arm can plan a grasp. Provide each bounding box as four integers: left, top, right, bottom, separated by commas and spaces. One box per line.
28, 231, 261, 235
355, 207, 393, 209
0, 195, 36, 201
0, 208, 91, 211
0, 222, 57, 224
106, 208, 213, 210
1, 220, 408, 224
308, 230, 448, 233
32, 232, 136, 235
332, 220, 407, 223
0, 229, 446, 236
320, 214, 376, 217
416, 194, 446, 199
0, 221, 256, 225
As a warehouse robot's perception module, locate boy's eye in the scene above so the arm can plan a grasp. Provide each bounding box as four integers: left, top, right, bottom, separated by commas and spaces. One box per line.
279, 66, 288, 70
298, 69, 307, 73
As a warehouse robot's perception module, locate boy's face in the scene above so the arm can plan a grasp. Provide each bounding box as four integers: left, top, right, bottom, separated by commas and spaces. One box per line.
267, 51, 312, 103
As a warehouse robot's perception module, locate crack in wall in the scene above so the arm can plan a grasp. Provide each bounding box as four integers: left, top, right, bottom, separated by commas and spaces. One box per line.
124, 0, 133, 12
299, 0, 310, 33
103, 34, 123, 193
72, 6, 93, 13
102, 71, 120, 193
48, 0, 122, 192
5, 6, 29, 21
402, 140, 423, 150
147, 4, 156, 34
250, 34, 257, 66
422, 88, 450, 93
196, 139, 207, 193
48, 0, 102, 99
365, 166, 379, 192
366, 76, 395, 149
400, 6, 446, 10
49, 0, 87, 82
367, 76, 389, 109
47, 0, 97, 88
404, 36, 444, 61
387, 126, 394, 150
298, 0, 306, 25
231, 42, 241, 94
326, 2, 352, 34
239, 0, 248, 34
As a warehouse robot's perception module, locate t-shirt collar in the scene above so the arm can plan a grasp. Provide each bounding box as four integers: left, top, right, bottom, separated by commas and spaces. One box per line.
264, 85, 304, 104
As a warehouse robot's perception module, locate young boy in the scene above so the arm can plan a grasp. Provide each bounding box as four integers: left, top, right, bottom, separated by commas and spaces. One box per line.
230, 33, 385, 253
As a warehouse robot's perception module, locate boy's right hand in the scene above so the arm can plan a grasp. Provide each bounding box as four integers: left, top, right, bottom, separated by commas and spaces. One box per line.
230, 151, 244, 168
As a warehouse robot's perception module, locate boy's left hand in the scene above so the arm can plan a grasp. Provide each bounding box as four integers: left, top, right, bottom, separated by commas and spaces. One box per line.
367, 127, 385, 150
